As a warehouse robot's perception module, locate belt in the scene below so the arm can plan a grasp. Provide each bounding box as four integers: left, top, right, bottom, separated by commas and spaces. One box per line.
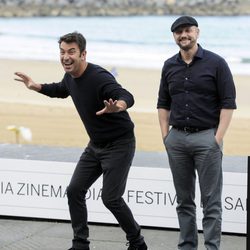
173, 126, 210, 133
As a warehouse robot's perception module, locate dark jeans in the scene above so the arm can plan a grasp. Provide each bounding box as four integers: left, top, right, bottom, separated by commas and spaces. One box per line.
67, 137, 143, 249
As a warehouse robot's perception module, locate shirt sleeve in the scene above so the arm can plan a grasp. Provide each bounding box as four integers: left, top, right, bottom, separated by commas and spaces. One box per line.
216, 58, 237, 109
39, 75, 69, 99
99, 71, 134, 109
157, 63, 171, 110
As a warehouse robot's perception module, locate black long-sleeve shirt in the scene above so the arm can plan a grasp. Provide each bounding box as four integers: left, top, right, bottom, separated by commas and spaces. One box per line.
40, 63, 134, 143
157, 45, 237, 128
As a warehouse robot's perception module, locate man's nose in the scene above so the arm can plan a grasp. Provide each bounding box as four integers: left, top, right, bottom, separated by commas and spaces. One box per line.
62, 53, 70, 60
179, 32, 189, 39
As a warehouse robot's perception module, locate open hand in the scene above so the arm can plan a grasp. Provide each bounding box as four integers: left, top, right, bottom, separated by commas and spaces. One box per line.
96, 98, 127, 115
14, 72, 41, 91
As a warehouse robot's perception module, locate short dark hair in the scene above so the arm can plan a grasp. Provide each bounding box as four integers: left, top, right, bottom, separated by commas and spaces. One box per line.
58, 32, 86, 53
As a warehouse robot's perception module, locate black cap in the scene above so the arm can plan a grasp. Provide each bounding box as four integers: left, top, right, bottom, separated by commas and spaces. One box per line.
171, 16, 198, 32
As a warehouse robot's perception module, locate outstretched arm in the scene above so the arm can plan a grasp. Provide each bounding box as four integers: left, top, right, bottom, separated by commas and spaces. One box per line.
96, 98, 127, 115
14, 72, 42, 92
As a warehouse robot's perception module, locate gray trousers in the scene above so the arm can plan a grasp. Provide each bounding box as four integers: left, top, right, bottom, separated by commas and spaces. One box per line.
164, 128, 223, 250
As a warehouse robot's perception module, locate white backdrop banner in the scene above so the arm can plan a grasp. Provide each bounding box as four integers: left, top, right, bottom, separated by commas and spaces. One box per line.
0, 158, 246, 234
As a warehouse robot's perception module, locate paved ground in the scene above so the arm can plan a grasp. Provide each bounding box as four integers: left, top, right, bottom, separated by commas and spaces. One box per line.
0, 217, 246, 250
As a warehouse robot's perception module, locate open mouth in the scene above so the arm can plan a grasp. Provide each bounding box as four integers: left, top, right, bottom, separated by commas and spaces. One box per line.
63, 61, 73, 69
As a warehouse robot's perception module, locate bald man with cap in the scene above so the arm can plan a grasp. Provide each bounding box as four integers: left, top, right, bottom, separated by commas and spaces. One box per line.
157, 16, 236, 250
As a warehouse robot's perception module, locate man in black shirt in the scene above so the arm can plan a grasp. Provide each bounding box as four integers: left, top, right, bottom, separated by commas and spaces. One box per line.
15, 32, 147, 250
157, 16, 236, 250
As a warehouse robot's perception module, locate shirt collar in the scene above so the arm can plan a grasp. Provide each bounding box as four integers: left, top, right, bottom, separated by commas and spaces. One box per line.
195, 44, 203, 59
176, 44, 204, 63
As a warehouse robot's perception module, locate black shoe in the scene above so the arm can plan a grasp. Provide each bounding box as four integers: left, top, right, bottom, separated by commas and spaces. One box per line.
127, 242, 148, 250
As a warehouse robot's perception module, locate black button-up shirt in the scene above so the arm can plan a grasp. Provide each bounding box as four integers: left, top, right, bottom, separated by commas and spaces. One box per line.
157, 45, 237, 128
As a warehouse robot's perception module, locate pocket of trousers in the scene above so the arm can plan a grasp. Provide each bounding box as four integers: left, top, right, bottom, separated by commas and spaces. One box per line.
163, 129, 172, 147
211, 129, 223, 151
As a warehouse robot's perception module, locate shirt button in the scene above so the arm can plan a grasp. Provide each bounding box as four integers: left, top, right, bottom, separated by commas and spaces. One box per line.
186, 117, 190, 120
185, 77, 188, 80
185, 91, 189, 93
185, 104, 189, 107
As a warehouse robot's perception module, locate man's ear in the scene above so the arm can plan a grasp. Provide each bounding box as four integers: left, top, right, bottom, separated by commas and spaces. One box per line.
81, 50, 87, 60
197, 28, 200, 38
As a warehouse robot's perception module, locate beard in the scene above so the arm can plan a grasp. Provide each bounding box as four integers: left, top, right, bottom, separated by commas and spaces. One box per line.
177, 38, 196, 51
